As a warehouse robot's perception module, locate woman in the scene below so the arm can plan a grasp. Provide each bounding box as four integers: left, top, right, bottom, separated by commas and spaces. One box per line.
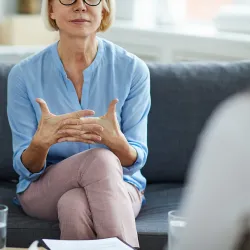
7, 0, 151, 248
175, 92, 250, 250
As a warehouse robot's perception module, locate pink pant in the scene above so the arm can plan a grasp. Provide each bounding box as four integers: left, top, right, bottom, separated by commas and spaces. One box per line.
18, 148, 143, 248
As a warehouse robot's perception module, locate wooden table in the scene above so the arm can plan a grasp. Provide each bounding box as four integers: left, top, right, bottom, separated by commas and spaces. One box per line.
7, 248, 45, 250
7, 248, 27, 250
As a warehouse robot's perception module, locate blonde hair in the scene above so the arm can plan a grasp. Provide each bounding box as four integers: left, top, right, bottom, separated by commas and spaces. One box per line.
41, 0, 115, 32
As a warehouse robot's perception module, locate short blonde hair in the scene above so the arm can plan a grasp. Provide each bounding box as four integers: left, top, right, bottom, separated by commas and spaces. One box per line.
41, 0, 115, 32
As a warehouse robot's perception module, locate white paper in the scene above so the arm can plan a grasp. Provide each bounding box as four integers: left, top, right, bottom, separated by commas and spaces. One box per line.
43, 237, 133, 250
28, 240, 39, 250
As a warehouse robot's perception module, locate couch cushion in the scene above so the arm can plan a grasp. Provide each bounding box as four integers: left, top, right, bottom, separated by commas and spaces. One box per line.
143, 61, 250, 183
137, 183, 183, 234
137, 183, 183, 250
0, 64, 17, 181
0, 181, 182, 250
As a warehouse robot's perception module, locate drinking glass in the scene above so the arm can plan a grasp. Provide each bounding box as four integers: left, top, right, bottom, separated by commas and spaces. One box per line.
0, 205, 8, 250
168, 210, 186, 250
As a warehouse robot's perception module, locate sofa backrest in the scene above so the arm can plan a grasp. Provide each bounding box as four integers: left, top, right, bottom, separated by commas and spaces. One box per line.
1, 62, 250, 183
142, 61, 250, 184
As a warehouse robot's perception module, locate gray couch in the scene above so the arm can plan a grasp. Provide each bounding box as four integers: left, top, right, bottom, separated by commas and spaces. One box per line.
1, 61, 250, 250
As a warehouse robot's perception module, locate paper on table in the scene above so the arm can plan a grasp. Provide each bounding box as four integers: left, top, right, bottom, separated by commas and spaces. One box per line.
43, 237, 133, 250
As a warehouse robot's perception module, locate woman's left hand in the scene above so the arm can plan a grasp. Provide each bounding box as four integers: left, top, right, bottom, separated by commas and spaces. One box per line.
58, 99, 124, 147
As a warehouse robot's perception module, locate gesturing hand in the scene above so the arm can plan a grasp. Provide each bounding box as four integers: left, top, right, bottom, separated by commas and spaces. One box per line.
58, 99, 124, 147
34, 98, 104, 147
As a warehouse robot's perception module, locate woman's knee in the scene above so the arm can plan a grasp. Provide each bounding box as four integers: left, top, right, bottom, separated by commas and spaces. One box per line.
79, 148, 122, 177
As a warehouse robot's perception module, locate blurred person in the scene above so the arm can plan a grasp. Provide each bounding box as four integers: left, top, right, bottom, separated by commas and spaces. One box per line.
7, 0, 151, 248
175, 91, 250, 250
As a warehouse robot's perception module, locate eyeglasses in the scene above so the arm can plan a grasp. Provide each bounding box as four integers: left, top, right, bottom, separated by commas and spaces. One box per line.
59, 0, 102, 7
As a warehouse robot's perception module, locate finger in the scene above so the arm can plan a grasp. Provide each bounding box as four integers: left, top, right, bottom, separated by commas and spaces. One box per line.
36, 98, 50, 115
80, 117, 100, 124
81, 133, 102, 142
62, 117, 100, 126
81, 124, 104, 134
70, 110, 95, 119
58, 137, 96, 144
107, 99, 119, 115
58, 129, 82, 137
61, 124, 104, 133
62, 119, 82, 126
58, 130, 102, 142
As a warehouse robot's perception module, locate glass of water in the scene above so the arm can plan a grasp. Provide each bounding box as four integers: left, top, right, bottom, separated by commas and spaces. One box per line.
168, 210, 186, 250
0, 205, 8, 250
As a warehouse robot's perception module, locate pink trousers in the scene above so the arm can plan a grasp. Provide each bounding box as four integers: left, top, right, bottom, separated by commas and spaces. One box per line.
18, 148, 143, 248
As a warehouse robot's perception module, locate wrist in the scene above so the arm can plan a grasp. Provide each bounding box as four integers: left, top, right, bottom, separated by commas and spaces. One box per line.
108, 132, 127, 151
108, 133, 137, 167
32, 134, 51, 151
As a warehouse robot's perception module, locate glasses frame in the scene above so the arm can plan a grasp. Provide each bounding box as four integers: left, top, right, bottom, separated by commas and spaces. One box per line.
59, 0, 102, 7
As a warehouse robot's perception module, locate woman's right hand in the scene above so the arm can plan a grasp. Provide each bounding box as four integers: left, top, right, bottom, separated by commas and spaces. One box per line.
34, 98, 103, 148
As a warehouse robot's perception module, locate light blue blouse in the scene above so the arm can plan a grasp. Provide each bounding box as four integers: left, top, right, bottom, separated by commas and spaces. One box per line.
7, 37, 151, 196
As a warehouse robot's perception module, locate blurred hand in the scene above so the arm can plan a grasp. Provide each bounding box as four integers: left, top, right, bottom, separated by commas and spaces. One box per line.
34, 98, 104, 148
